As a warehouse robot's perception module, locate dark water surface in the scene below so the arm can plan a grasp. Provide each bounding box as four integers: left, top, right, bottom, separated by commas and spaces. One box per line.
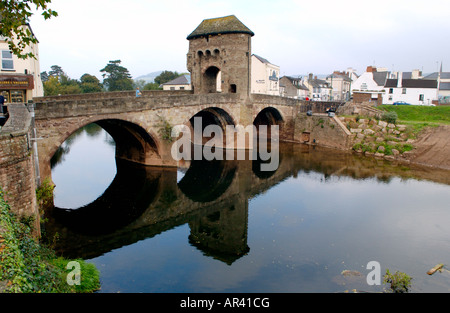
46, 124, 450, 293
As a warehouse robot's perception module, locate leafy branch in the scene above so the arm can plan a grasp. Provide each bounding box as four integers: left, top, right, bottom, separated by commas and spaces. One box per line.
0, 0, 58, 59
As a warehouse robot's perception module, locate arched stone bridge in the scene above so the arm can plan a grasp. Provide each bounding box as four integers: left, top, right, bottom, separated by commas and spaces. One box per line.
34, 90, 347, 182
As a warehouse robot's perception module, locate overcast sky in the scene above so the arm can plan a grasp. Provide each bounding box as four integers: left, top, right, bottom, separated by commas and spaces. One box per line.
29, 0, 450, 80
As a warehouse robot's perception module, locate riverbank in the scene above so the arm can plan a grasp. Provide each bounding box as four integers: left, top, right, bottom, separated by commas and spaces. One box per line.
345, 105, 450, 171
0, 188, 100, 293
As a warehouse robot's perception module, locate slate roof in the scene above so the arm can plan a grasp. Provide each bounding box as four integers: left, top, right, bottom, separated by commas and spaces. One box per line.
372, 72, 389, 86
281, 76, 309, 90
162, 75, 191, 85
253, 54, 270, 64
326, 73, 352, 82
423, 72, 450, 80
385, 79, 437, 88
187, 15, 254, 40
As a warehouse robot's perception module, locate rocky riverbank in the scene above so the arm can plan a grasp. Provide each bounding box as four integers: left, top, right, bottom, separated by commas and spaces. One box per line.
341, 116, 450, 171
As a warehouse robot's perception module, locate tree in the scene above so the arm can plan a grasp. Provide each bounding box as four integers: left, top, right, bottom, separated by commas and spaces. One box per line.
154, 71, 181, 86
42, 65, 82, 95
100, 60, 133, 91
0, 0, 58, 59
40, 71, 49, 82
143, 82, 162, 90
48, 65, 64, 78
80, 74, 103, 93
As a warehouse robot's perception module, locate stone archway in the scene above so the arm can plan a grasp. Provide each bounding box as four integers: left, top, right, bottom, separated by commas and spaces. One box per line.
203, 66, 221, 93
41, 118, 162, 183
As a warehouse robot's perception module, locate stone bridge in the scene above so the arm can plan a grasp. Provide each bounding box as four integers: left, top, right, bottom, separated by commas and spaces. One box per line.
33, 90, 348, 182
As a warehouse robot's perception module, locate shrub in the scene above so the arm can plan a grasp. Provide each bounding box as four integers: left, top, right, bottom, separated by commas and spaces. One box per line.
381, 111, 398, 124
383, 269, 412, 293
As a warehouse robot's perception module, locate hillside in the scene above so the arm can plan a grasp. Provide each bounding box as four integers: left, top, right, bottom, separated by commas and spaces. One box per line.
134, 71, 163, 83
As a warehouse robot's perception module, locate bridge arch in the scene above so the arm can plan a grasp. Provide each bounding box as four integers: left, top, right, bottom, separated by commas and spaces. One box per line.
184, 106, 237, 148
44, 117, 161, 181
253, 106, 284, 127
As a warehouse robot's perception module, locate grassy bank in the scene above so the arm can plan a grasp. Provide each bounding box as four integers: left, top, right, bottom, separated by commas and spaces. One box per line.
0, 188, 100, 293
378, 105, 450, 125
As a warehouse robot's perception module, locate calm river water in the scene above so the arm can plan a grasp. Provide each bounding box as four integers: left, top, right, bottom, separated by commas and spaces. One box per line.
46, 123, 450, 293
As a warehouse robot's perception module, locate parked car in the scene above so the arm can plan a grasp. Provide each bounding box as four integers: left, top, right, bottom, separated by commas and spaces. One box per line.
393, 101, 411, 105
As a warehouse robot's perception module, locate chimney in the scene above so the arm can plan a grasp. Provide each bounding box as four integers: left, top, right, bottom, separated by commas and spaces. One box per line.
366, 66, 375, 73
397, 72, 403, 88
308, 73, 313, 81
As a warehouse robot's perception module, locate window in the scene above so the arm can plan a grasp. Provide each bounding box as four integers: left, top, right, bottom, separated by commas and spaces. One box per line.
1, 50, 14, 70
389, 88, 393, 94
419, 94, 424, 101
402, 88, 406, 94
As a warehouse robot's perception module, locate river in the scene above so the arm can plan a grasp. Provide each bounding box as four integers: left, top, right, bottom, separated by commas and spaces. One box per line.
45, 123, 450, 293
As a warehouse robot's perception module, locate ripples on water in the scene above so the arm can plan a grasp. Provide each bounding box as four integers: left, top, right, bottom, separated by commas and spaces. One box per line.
47, 124, 450, 293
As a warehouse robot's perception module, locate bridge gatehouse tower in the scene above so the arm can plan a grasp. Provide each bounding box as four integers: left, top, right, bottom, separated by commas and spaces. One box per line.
186, 15, 254, 96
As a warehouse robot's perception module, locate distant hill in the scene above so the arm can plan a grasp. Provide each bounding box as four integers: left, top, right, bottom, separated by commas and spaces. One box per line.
134, 71, 163, 83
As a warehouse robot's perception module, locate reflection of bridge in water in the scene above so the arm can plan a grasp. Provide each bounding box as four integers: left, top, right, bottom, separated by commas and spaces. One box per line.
45, 143, 450, 264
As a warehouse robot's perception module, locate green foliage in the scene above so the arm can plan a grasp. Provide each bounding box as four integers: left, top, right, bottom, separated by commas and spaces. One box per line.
42, 66, 105, 96
157, 115, 174, 142
43, 73, 81, 96
352, 142, 375, 153
381, 111, 398, 124
35, 178, 55, 211
0, 0, 58, 59
51, 258, 100, 293
383, 269, 412, 293
80, 74, 103, 93
143, 82, 163, 90
379, 105, 450, 125
100, 60, 134, 91
0, 188, 100, 293
154, 70, 181, 85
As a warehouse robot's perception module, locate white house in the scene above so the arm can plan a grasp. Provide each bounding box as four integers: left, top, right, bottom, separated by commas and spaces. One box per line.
161, 74, 191, 91
0, 23, 44, 103
351, 66, 389, 93
382, 72, 438, 105
423, 71, 450, 101
251, 54, 280, 96
351, 66, 389, 103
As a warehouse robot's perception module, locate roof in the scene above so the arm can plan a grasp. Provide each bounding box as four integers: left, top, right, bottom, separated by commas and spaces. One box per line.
280, 76, 309, 90
187, 15, 254, 40
162, 74, 191, 85
326, 73, 352, 82
372, 72, 389, 86
253, 54, 270, 64
385, 79, 437, 88
309, 79, 331, 88
423, 72, 450, 80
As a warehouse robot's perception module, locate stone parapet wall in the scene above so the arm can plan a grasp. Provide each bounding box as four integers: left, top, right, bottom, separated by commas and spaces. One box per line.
0, 103, 39, 232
